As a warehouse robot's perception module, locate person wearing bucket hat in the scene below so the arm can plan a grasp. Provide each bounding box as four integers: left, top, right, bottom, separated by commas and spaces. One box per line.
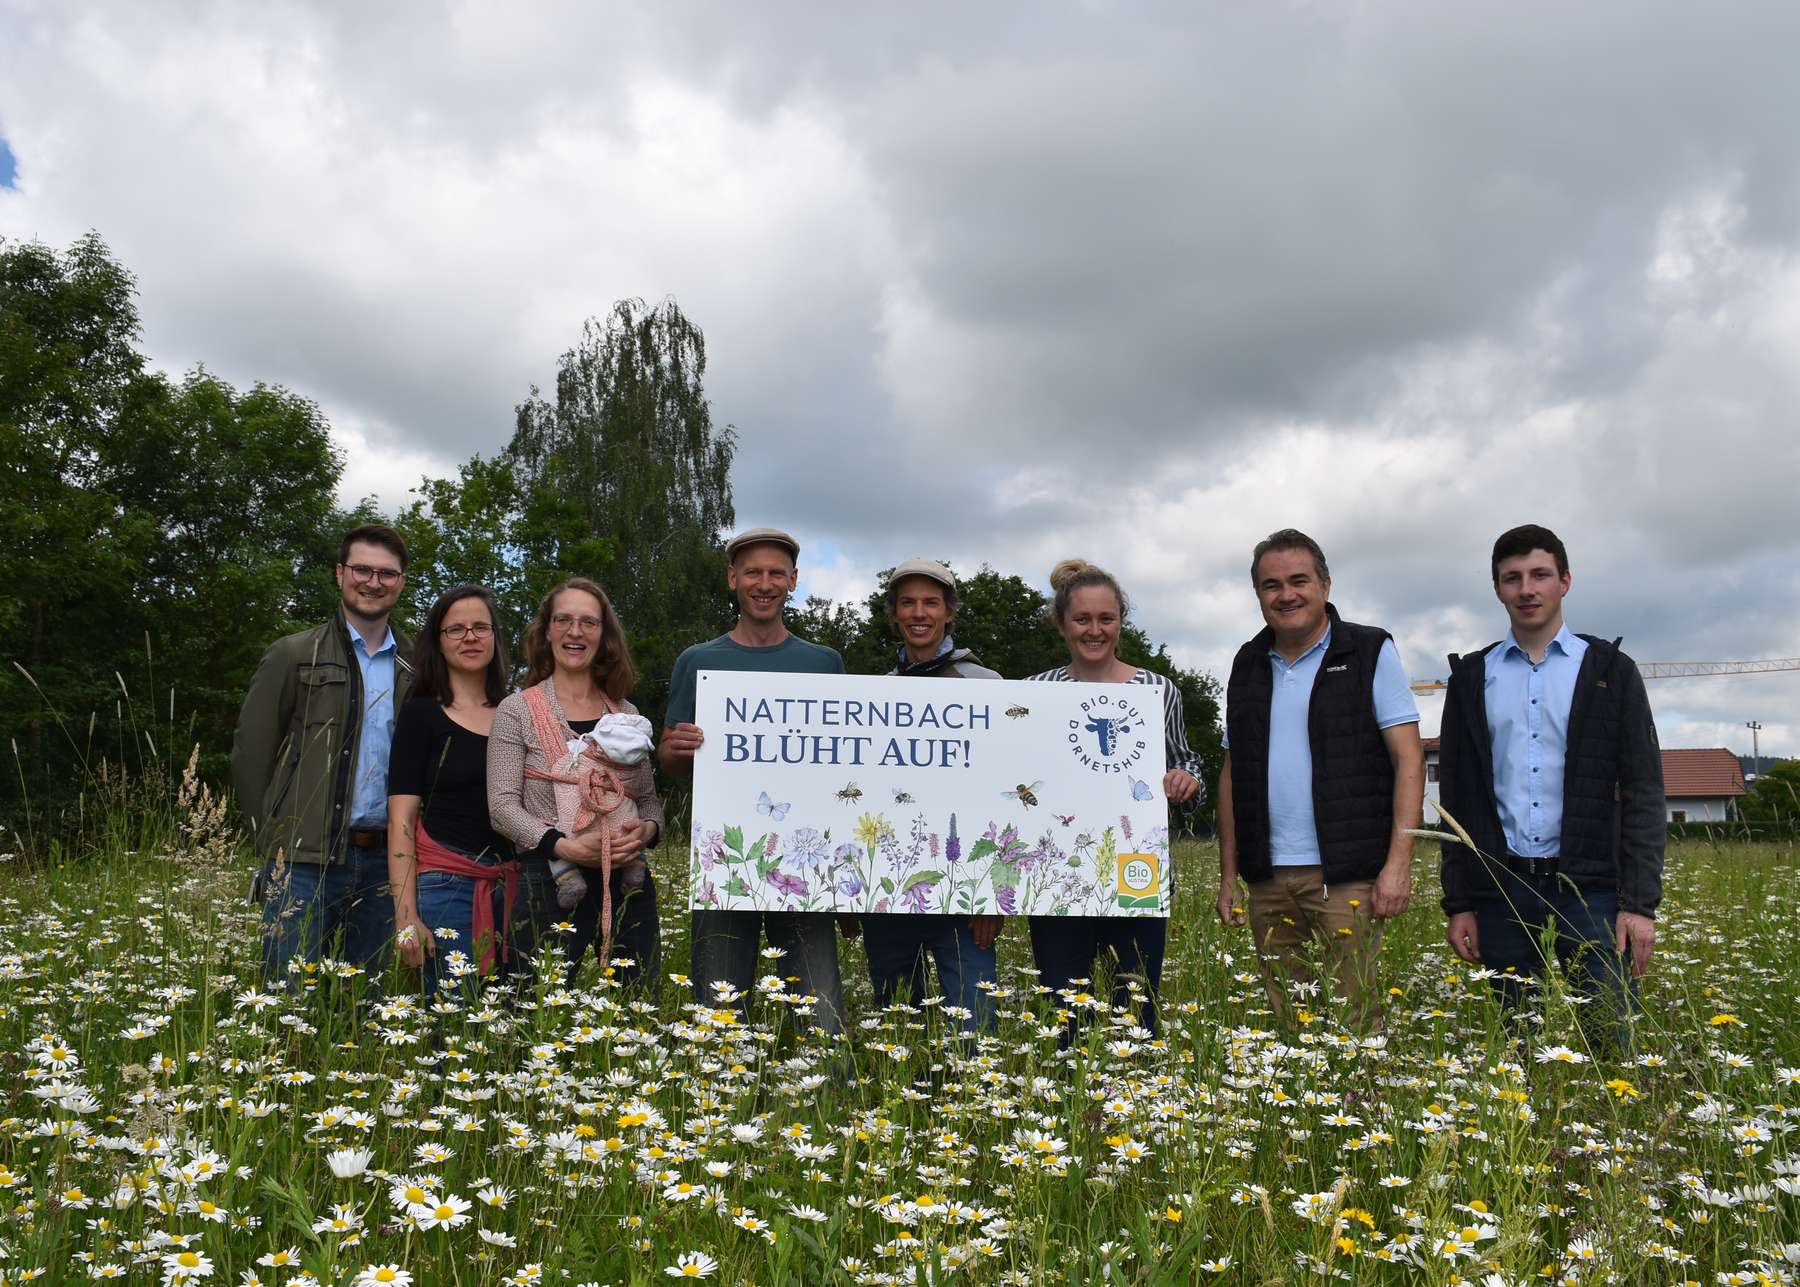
838, 559, 1003, 1033
659, 526, 850, 1034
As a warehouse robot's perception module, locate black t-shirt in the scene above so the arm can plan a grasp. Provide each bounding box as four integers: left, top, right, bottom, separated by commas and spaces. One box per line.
387, 698, 511, 859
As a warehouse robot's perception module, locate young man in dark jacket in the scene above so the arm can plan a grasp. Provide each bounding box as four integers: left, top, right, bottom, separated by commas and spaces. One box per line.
232, 524, 413, 983
1438, 524, 1663, 1050
1216, 530, 1423, 1031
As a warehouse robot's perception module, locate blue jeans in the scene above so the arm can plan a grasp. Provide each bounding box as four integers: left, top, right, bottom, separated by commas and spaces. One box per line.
690, 909, 845, 1034
414, 856, 557, 998
1028, 915, 1167, 1035
1472, 867, 1636, 1053
862, 914, 997, 1033
261, 841, 392, 984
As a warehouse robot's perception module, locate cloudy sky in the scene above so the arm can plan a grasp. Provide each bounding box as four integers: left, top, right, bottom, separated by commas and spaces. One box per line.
5, 1, 1798, 755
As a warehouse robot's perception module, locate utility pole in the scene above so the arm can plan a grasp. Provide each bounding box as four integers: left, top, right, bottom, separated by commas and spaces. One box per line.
1746, 720, 1763, 775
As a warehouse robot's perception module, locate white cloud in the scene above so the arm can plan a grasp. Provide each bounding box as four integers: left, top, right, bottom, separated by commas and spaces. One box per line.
6, 2, 1800, 760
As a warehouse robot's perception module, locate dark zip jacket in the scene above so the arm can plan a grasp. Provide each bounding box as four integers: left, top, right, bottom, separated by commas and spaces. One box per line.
1437, 634, 1664, 917
231, 606, 413, 865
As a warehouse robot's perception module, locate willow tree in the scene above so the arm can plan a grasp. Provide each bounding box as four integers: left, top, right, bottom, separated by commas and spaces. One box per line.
506, 298, 737, 717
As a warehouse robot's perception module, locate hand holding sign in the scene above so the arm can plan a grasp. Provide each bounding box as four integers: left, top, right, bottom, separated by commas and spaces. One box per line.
690, 672, 1171, 918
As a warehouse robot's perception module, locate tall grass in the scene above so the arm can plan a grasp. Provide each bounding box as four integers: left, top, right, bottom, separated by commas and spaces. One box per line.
0, 768, 1795, 1285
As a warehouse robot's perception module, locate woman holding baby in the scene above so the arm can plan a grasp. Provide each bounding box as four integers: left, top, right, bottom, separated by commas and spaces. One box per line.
487, 577, 664, 993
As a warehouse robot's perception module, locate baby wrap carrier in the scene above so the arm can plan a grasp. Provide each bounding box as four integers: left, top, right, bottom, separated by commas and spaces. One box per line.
520, 681, 655, 967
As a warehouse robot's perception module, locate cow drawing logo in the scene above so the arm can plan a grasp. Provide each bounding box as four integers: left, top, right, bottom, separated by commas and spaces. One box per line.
1083, 716, 1133, 757
1066, 693, 1149, 775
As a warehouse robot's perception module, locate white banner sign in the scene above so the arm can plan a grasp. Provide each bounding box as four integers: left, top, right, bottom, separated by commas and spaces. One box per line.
689, 671, 1170, 917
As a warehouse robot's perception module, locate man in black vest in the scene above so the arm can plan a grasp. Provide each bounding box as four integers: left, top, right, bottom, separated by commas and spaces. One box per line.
1216, 529, 1423, 1030
1438, 525, 1662, 1051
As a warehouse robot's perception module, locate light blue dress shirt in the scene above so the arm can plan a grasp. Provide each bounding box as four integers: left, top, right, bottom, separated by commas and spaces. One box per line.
1483, 624, 1587, 858
1224, 627, 1420, 865
347, 624, 398, 828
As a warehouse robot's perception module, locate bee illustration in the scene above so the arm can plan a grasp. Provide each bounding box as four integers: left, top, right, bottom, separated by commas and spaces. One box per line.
835, 782, 863, 803
1054, 813, 1076, 827
1003, 780, 1045, 809
892, 788, 915, 805
1005, 705, 1030, 720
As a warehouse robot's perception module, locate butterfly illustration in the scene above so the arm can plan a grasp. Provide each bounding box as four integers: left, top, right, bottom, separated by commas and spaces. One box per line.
1129, 778, 1154, 802
756, 791, 792, 822
1054, 814, 1076, 827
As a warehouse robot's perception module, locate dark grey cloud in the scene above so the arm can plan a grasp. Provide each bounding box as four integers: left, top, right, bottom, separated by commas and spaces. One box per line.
4, 0, 1798, 754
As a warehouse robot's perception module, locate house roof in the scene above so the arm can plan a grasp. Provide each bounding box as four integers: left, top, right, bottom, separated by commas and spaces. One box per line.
1662, 748, 1746, 799
1422, 737, 1440, 755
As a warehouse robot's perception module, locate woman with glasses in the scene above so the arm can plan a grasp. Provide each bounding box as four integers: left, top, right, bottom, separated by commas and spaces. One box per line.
488, 577, 665, 991
387, 585, 546, 998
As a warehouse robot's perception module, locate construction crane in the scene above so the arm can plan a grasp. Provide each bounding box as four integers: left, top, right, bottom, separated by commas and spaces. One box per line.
1409, 658, 1800, 693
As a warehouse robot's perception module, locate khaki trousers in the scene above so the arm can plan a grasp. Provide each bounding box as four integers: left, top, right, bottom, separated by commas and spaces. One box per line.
1246, 865, 1383, 1031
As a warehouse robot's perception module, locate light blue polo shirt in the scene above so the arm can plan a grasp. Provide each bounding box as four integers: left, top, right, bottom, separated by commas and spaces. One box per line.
1483, 625, 1587, 858
1225, 627, 1420, 865
347, 624, 398, 828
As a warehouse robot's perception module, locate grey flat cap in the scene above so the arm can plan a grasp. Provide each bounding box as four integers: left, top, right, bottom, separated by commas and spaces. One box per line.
724, 527, 800, 561
889, 558, 956, 591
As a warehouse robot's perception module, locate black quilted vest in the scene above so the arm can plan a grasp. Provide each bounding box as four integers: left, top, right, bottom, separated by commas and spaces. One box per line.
1227, 605, 1396, 883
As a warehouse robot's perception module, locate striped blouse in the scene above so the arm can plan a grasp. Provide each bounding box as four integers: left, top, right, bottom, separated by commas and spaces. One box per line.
1024, 666, 1207, 811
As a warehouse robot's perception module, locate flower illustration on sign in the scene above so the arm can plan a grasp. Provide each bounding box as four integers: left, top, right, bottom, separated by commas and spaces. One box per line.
788, 827, 831, 873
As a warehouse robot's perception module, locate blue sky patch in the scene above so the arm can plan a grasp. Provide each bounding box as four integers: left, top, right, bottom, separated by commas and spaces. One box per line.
0, 136, 16, 189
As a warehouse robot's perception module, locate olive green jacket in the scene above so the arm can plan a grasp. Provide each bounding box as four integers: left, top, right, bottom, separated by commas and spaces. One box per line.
230, 608, 414, 865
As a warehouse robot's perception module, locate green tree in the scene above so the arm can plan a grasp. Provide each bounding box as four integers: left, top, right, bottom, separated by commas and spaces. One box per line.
2, 233, 150, 803
507, 298, 737, 720
1, 234, 343, 839
391, 451, 615, 667
115, 371, 344, 783
1741, 760, 1800, 824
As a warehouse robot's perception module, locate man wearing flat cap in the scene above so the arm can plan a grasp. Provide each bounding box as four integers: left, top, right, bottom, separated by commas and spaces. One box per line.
660, 527, 849, 1034
840, 560, 1003, 1033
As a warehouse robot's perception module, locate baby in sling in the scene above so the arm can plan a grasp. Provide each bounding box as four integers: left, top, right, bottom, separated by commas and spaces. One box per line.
518, 683, 655, 952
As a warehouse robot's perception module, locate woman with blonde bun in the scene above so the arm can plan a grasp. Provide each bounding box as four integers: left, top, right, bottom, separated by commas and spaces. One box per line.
1026, 559, 1205, 1034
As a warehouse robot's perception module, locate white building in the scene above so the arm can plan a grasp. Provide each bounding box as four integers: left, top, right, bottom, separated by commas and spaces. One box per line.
1660, 747, 1746, 823
1418, 740, 1744, 825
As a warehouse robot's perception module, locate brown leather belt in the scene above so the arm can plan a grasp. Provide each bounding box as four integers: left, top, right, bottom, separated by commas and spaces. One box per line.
348, 829, 387, 849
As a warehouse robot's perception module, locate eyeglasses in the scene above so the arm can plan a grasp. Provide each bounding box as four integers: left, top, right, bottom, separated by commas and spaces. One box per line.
550, 612, 603, 632
441, 622, 494, 641
343, 563, 404, 585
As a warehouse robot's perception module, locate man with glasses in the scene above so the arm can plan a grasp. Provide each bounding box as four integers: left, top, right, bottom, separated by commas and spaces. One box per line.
233, 524, 414, 985
659, 527, 849, 1037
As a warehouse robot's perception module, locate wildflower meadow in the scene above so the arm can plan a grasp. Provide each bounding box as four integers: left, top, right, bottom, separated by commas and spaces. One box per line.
2, 756, 1798, 1286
